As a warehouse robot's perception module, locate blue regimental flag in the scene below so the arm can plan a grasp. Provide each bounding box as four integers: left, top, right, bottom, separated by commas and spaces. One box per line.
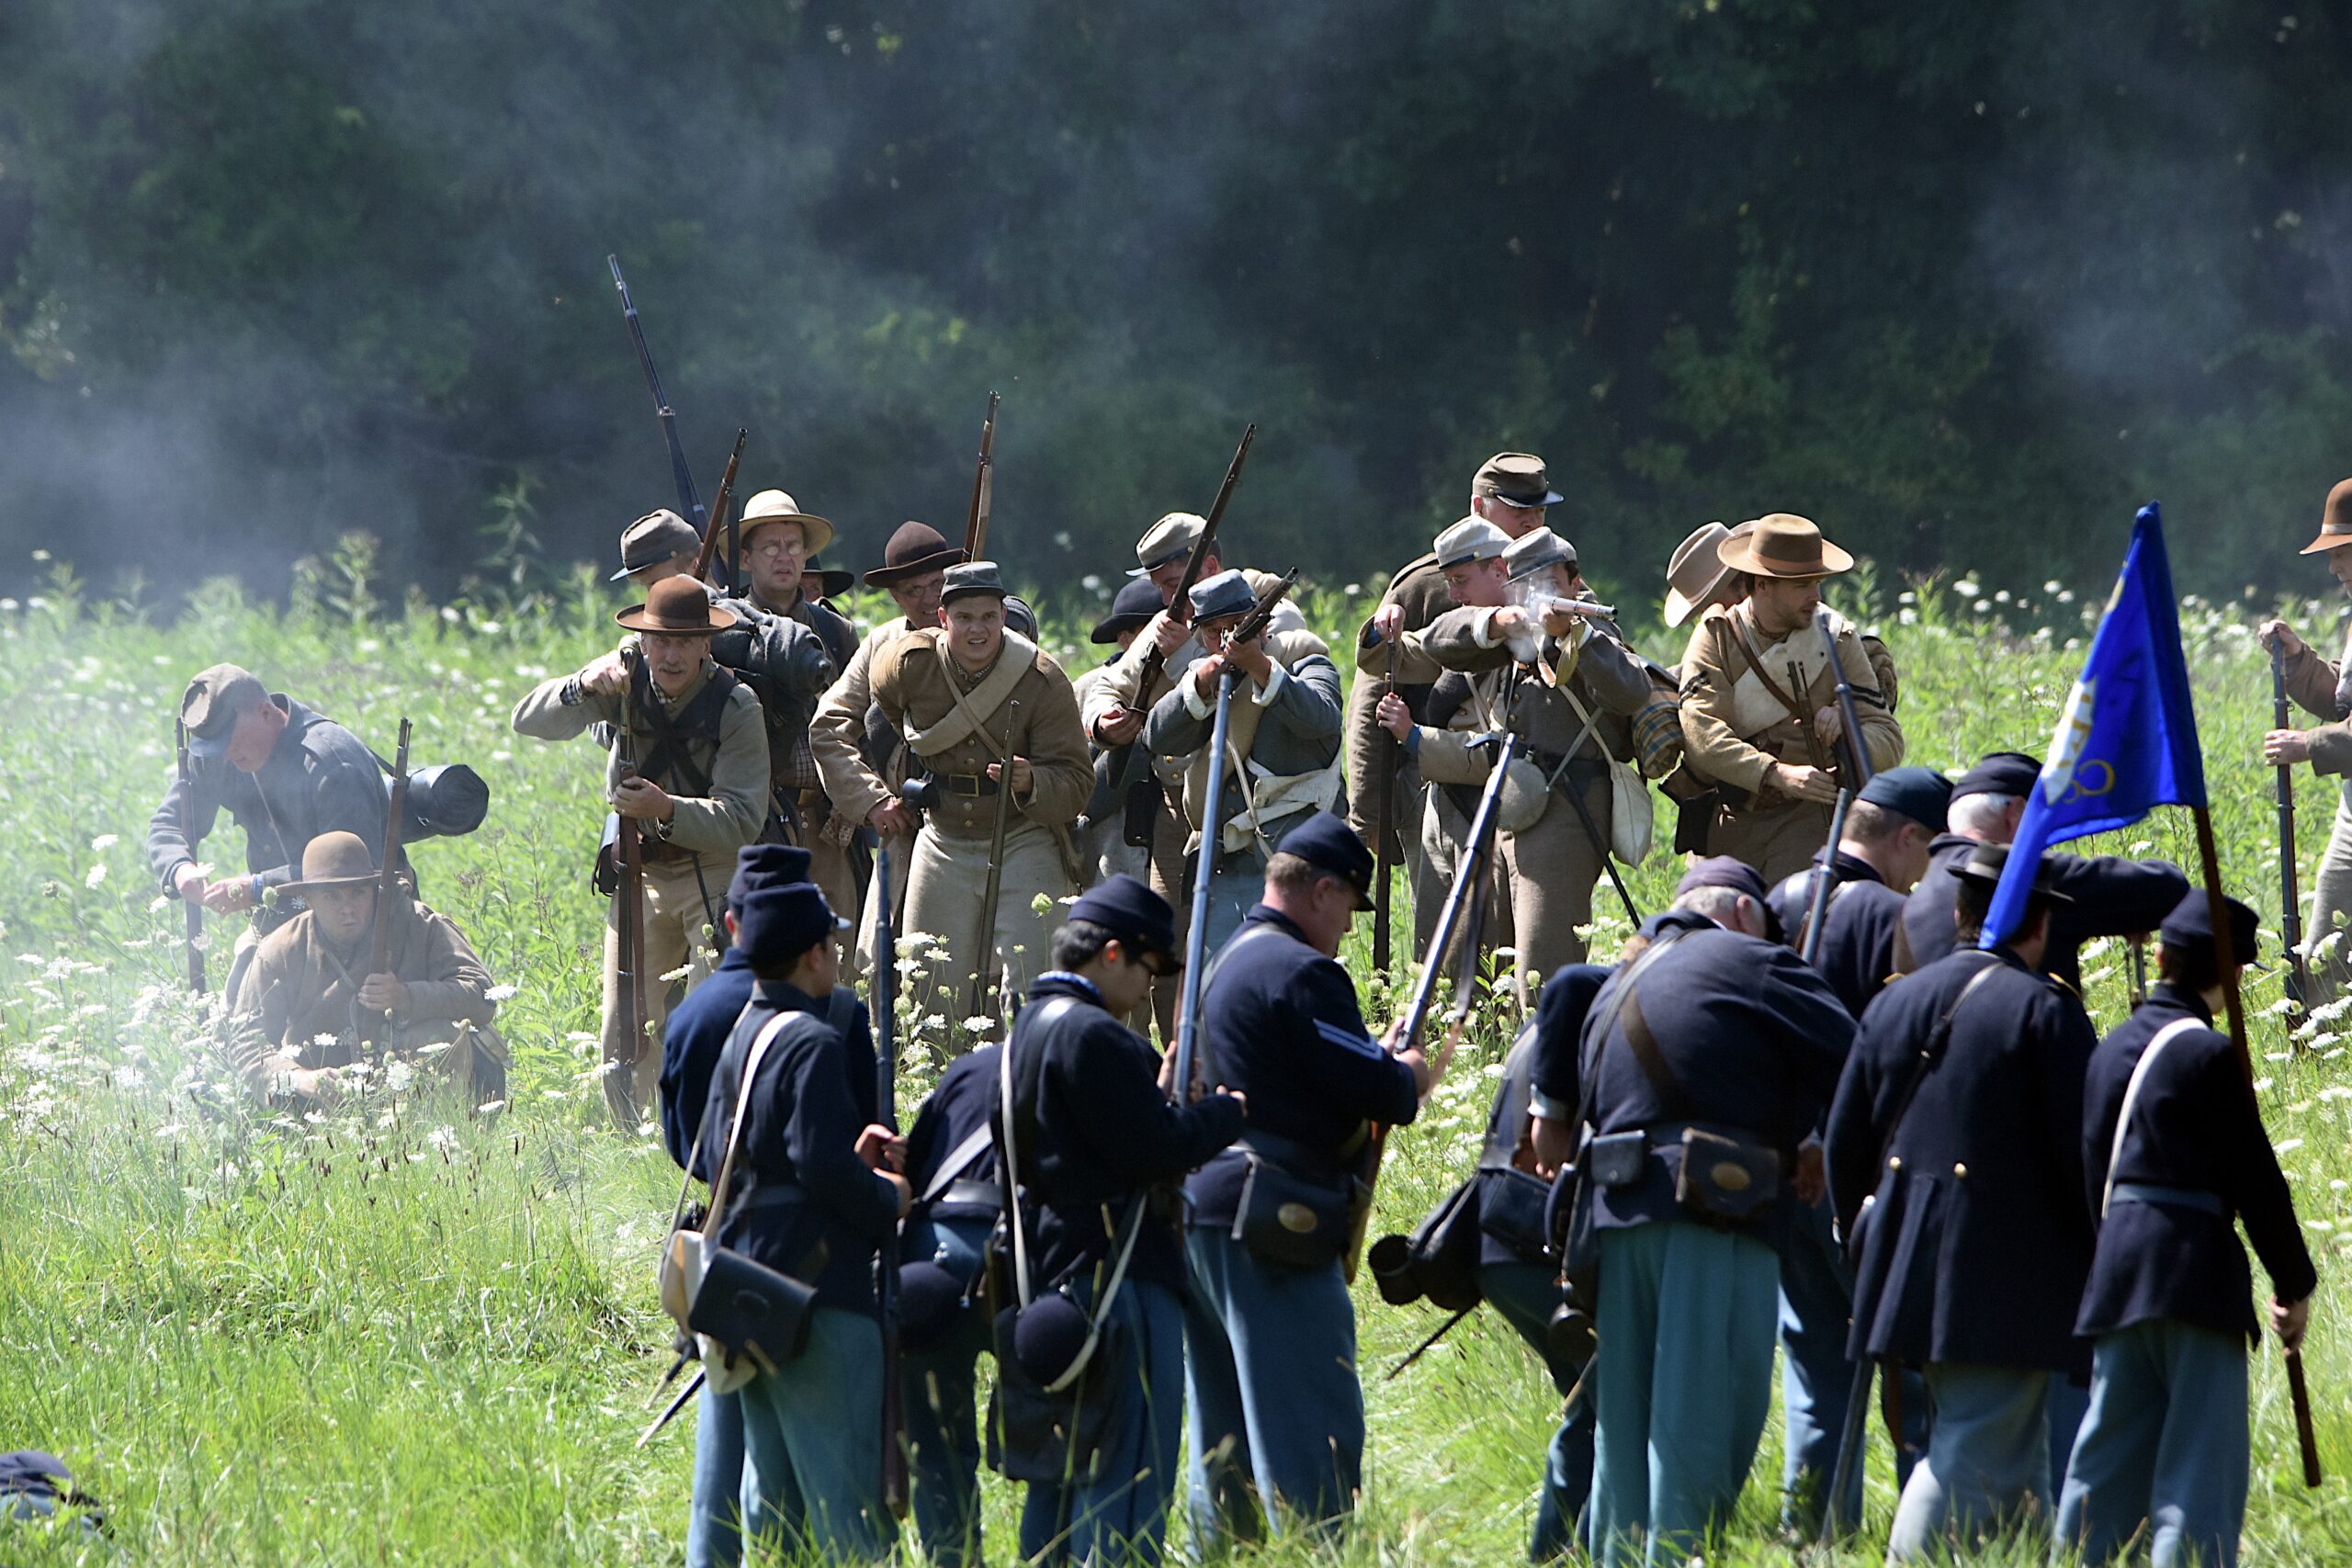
1980, 502, 2207, 947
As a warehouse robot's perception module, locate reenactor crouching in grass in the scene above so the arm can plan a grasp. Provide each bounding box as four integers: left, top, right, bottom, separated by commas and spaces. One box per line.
2054, 893, 2317, 1568
510, 575, 770, 1125
149, 662, 392, 1009
225, 831, 506, 1107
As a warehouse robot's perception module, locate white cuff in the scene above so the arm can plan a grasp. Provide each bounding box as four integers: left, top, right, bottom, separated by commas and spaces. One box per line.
1183, 678, 1213, 721
1473, 608, 1503, 649
1531, 1090, 1575, 1122
1251, 662, 1289, 706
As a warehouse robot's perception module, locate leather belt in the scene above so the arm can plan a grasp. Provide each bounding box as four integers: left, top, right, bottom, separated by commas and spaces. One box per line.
935, 1179, 1003, 1211
937, 773, 1000, 797
2110, 1180, 2225, 1217
639, 836, 694, 865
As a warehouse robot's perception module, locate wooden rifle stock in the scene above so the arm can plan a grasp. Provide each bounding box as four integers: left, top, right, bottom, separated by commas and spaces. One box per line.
964, 392, 1000, 563
1373, 658, 1396, 976
690, 429, 749, 592
365, 718, 413, 1055
871, 838, 910, 1517
963, 700, 1021, 1031
1107, 424, 1256, 796
175, 721, 206, 995
2275, 645, 2312, 1012
606, 255, 706, 535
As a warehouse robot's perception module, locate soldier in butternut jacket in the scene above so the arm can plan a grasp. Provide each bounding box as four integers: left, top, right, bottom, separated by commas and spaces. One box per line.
831, 562, 1091, 1036
1677, 514, 1905, 883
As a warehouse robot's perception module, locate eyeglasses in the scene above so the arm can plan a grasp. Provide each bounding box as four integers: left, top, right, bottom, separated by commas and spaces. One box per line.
750, 539, 800, 561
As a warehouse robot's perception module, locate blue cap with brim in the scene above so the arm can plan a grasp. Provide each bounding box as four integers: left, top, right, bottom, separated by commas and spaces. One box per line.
738, 881, 849, 973
1275, 811, 1376, 910
2158, 889, 2260, 963
1857, 766, 1955, 832
729, 845, 814, 913
1066, 874, 1180, 973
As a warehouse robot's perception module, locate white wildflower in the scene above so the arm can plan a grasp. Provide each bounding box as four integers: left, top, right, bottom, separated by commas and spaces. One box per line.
485, 984, 518, 1003
89, 834, 118, 852
85, 863, 106, 889
1953, 580, 1980, 599
425, 1125, 460, 1154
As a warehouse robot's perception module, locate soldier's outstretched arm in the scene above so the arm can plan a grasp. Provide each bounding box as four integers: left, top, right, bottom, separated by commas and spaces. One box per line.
1253, 653, 1344, 743
1140, 678, 1213, 760
809, 636, 892, 826
145, 769, 218, 894
509, 668, 615, 741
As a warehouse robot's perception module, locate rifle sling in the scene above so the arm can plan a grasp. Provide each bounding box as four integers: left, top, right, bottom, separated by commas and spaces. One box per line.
631, 659, 738, 800
1871, 953, 2006, 1177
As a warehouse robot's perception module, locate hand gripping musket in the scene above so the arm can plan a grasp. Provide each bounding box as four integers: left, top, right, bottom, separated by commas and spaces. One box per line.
963, 700, 1022, 1030
363, 719, 413, 1055
1373, 639, 1397, 976
871, 834, 910, 1517
607, 255, 705, 536
1106, 424, 1257, 798
964, 392, 1000, 563
1170, 671, 1250, 1106
1342, 728, 1521, 1282
1816, 608, 1874, 787
690, 429, 749, 593
175, 720, 206, 995
2275, 645, 2313, 1014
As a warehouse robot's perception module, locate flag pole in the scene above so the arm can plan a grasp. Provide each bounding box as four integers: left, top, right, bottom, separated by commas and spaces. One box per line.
2191, 803, 2322, 1487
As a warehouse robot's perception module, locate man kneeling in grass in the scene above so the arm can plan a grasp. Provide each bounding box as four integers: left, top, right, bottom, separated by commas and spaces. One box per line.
226, 831, 507, 1107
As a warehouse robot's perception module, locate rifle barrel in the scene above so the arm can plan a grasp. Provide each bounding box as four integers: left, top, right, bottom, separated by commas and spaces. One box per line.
606, 254, 706, 534
1798, 788, 1853, 966
2276, 646, 2310, 1010
693, 429, 749, 589
366, 718, 413, 1053
1397, 734, 1520, 1049
963, 702, 1020, 1029
1172, 671, 1242, 1100
1816, 609, 1873, 785
964, 391, 1000, 564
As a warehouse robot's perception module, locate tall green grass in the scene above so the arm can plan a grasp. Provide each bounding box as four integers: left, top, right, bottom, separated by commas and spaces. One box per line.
0, 550, 2346, 1562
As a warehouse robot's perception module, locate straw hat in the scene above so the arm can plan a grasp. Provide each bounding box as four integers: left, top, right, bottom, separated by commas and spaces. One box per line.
1716, 513, 1853, 579
739, 490, 836, 558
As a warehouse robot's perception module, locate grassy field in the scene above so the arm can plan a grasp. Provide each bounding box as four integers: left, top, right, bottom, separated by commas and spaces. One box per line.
0, 543, 2347, 1563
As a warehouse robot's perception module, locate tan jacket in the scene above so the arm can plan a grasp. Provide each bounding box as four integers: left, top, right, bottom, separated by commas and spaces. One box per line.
862, 629, 1093, 839
1677, 603, 1905, 797
2279, 638, 2352, 774
229, 895, 503, 1091
810, 615, 929, 829
510, 657, 771, 865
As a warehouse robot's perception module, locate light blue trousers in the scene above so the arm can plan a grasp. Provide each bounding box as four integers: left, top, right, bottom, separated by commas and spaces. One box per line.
1022, 1278, 1189, 1565
1480, 1258, 1595, 1562
686, 1381, 746, 1568
737, 1306, 897, 1562
2054, 1320, 2250, 1568
1587, 1221, 1780, 1568
1182, 1225, 1365, 1546
902, 1214, 993, 1568
1887, 1362, 2051, 1562
1778, 1193, 1930, 1531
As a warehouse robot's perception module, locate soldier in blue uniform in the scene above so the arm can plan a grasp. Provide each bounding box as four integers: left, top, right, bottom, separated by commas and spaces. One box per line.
1182, 812, 1440, 1543
997, 874, 1248, 1563
699, 879, 909, 1562
1764, 766, 1949, 1529
1827, 845, 2098, 1562
656, 842, 808, 1568
1901, 751, 2188, 989
1495, 963, 1609, 1561
2054, 892, 2317, 1568
1566, 857, 1852, 1566
896, 1041, 1001, 1568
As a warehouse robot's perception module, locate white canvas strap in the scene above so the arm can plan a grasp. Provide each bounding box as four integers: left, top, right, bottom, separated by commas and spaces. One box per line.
2100, 1016, 2204, 1219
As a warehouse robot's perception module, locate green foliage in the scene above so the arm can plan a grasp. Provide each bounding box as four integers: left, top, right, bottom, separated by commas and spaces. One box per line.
6, 2, 2352, 608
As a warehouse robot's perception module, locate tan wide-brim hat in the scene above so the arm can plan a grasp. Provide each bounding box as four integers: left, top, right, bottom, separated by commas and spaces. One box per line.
282, 830, 379, 896
1718, 513, 1853, 579
2300, 479, 2352, 556
1663, 522, 1733, 629
739, 489, 836, 558
615, 574, 739, 636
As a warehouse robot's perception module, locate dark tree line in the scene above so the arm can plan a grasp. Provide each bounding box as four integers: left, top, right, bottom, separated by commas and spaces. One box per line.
3, 0, 2349, 606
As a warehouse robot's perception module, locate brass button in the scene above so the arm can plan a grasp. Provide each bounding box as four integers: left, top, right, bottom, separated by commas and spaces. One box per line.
1887, 1156, 1903, 1172
1953, 1162, 1968, 1179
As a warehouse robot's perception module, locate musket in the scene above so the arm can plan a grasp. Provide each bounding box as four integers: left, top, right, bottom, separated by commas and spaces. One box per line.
1171, 672, 1242, 1106
637, 1368, 704, 1449
1343, 730, 1521, 1282
1225, 567, 1298, 648
363, 719, 413, 1055
614, 651, 650, 1117
606, 255, 706, 535
690, 429, 749, 592
1816, 609, 1874, 787
1385, 1303, 1474, 1382
2276, 645, 2312, 1013
1106, 424, 1257, 797
962, 699, 1022, 1030
1372, 647, 1396, 976
175, 720, 206, 995
964, 392, 1000, 563
1797, 788, 1854, 966
872, 835, 909, 1517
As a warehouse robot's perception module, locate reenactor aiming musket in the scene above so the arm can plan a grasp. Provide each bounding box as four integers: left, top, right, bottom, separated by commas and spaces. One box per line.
1141, 567, 1335, 957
